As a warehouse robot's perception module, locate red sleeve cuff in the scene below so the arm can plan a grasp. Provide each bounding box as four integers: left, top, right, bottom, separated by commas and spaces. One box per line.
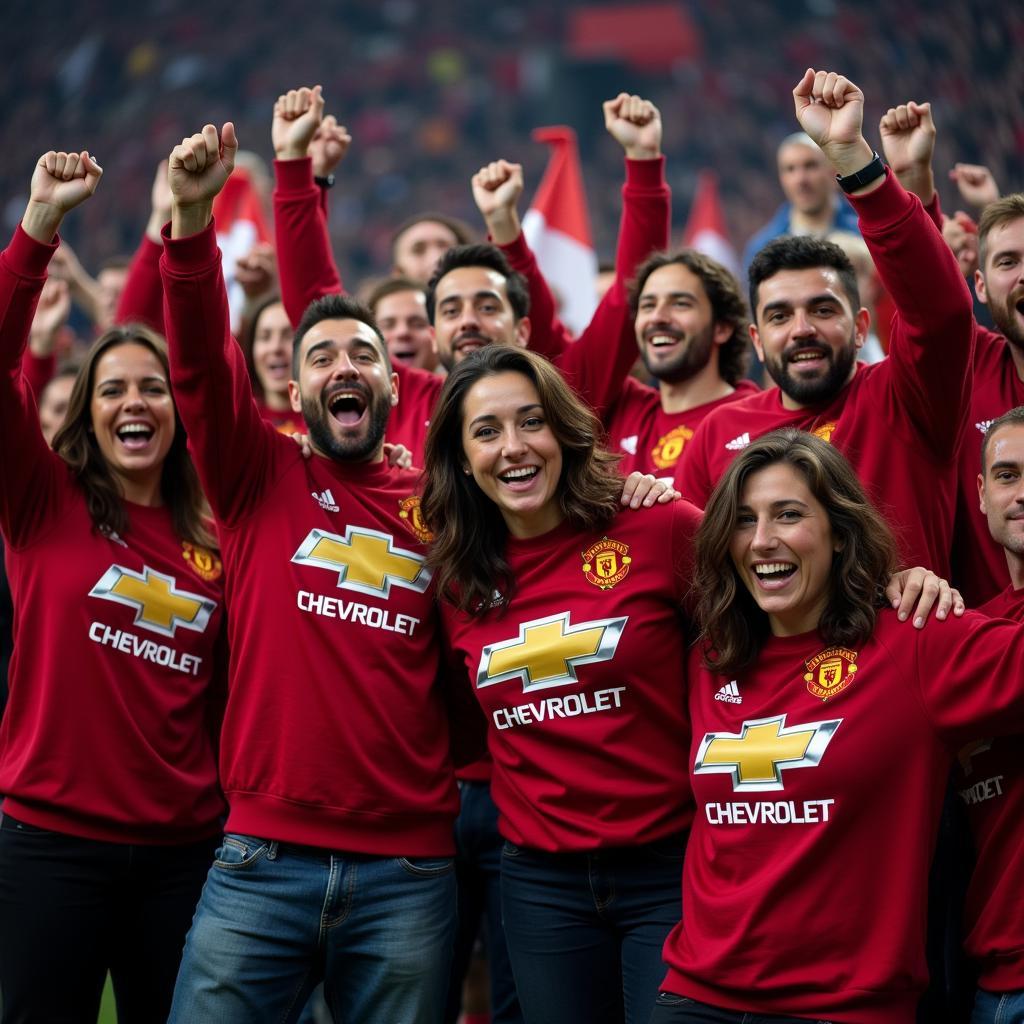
624, 155, 667, 190
496, 231, 534, 271
847, 168, 915, 229
160, 219, 221, 273
7, 224, 59, 278
273, 157, 316, 194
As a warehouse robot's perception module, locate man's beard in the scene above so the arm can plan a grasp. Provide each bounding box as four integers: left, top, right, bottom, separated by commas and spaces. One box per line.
639, 324, 715, 384
302, 385, 391, 462
988, 285, 1024, 350
765, 336, 858, 405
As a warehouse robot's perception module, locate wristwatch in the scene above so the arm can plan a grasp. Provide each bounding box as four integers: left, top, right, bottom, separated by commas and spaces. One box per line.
836, 152, 885, 194
314, 174, 335, 189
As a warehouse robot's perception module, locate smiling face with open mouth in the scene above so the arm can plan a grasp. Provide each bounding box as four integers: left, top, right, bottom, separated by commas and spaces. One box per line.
291, 318, 398, 463
461, 370, 564, 539
89, 341, 176, 502
752, 266, 867, 408
251, 301, 295, 406
730, 460, 838, 636
977, 216, 1024, 351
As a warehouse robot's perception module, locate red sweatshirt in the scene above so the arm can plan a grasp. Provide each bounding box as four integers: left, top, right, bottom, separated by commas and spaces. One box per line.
674, 171, 975, 576
607, 376, 759, 480
952, 325, 1024, 605
0, 225, 225, 843
159, 220, 458, 855
957, 583, 1024, 992
116, 234, 165, 333
441, 499, 701, 852
661, 607, 1024, 1023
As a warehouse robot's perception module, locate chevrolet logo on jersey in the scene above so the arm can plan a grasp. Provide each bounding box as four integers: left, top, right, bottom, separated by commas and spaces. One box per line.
477, 612, 627, 693
292, 526, 431, 598
89, 565, 216, 638
694, 714, 841, 792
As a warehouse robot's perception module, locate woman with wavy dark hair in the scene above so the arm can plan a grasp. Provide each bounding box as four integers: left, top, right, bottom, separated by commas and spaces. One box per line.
0, 149, 225, 1022
654, 430, 1024, 1024
422, 343, 703, 1024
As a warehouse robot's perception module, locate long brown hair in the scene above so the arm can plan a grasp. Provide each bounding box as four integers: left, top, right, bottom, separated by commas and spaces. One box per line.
52, 324, 215, 548
421, 346, 622, 614
694, 429, 898, 674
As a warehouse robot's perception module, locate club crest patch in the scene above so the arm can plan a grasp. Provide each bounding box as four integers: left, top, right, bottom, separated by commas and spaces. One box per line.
651, 425, 694, 470
398, 495, 433, 543
581, 537, 631, 590
804, 646, 857, 701
181, 542, 223, 582
812, 421, 837, 444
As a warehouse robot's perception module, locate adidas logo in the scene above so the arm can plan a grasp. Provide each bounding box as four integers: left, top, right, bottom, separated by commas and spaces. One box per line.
619, 435, 639, 455
714, 680, 742, 704
311, 488, 340, 513
725, 432, 751, 451
976, 419, 994, 435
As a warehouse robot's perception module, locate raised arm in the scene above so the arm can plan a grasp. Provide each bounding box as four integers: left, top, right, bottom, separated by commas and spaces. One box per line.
161, 122, 281, 525
0, 148, 102, 544
272, 84, 350, 326
554, 93, 669, 420
797, 70, 974, 459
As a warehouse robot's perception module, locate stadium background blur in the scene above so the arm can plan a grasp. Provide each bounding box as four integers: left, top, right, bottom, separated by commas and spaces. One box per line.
4, 0, 1021, 287
1, 2, 1021, 1021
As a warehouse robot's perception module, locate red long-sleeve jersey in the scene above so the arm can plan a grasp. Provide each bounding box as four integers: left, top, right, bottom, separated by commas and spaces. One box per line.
661, 607, 1024, 1023
160, 221, 459, 854
0, 225, 225, 843
441, 499, 701, 852
674, 171, 975, 575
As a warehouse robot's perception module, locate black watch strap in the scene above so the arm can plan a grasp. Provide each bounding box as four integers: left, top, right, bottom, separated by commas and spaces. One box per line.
836, 152, 885, 194
314, 174, 335, 189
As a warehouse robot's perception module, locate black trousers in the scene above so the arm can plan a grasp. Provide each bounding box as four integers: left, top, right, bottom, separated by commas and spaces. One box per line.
0, 811, 217, 1024
650, 992, 833, 1023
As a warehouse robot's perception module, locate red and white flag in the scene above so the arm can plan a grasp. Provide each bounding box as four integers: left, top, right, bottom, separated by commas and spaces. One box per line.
522, 126, 598, 336
214, 166, 272, 331
682, 170, 740, 278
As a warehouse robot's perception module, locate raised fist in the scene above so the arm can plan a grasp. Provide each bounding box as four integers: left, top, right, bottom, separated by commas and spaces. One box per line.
603, 93, 662, 159
792, 69, 872, 175
273, 85, 324, 161
168, 123, 237, 207
311, 114, 352, 179
29, 150, 103, 214
949, 163, 999, 209
471, 160, 524, 220
879, 102, 935, 177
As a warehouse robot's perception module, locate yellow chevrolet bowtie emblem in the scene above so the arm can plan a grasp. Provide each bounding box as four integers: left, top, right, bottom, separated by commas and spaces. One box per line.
89, 565, 217, 638
477, 611, 627, 693
292, 526, 431, 597
694, 714, 841, 792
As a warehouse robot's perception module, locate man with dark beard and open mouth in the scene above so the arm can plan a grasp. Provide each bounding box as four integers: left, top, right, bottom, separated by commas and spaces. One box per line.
159, 120, 477, 1024
674, 70, 974, 581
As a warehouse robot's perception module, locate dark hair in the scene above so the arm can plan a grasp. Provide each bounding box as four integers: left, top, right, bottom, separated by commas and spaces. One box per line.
631, 249, 751, 386
422, 346, 622, 614
51, 324, 215, 548
694, 429, 898, 674
424, 244, 530, 324
241, 294, 290, 400
365, 276, 427, 316
748, 236, 860, 318
292, 293, 387, 378
978, 194, 1024, 268
390, 211, 474, 261
980, 405, 1024, 473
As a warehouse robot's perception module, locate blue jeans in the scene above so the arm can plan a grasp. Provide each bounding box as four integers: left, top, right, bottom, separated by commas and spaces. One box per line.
444, 780, 522, 1024
972, 988, 1024, 1024
650, 993, 833, 1022
500, 835, 686, 1024
169, 834, 457, 1024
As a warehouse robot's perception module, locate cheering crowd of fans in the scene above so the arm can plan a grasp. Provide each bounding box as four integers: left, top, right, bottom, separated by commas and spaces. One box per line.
0, 22, 1023, 1024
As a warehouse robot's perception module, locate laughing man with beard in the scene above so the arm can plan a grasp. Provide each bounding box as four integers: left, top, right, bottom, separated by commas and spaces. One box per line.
674, 69, 974, 579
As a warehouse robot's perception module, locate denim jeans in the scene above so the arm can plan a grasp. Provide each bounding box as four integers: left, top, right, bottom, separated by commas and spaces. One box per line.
500, 835, 686, 1024
650, 992, 833, 1023
0, 811, 216, 1024
444, 780, 522, 1024
168, 834, 457, 1024
972, 988, 1024, 1024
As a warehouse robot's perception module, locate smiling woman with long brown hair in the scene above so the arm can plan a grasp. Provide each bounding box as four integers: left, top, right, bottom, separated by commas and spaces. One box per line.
0, 150, 225, 1022
654, 430, 1024, 1024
